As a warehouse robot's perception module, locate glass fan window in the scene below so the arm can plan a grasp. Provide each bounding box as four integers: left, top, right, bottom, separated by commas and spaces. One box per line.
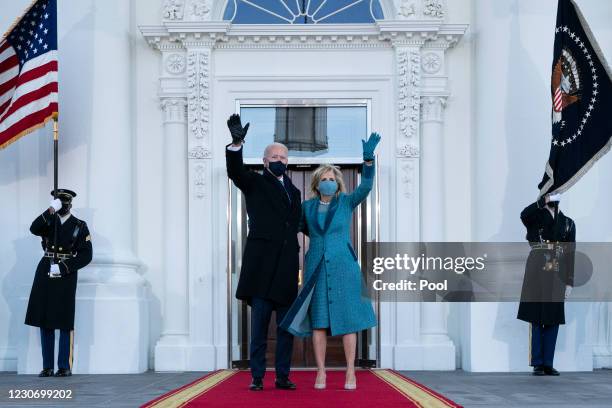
224, 0, 384, 24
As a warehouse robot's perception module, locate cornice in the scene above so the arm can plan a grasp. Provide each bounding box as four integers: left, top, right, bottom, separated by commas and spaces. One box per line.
140, 20, 467, 50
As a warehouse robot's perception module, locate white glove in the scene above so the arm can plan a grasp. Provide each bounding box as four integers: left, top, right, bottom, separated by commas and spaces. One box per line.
548, 193, 561, 203
565, 285, 572, 299
49, 198, 62, 212
49, 263, 61, 278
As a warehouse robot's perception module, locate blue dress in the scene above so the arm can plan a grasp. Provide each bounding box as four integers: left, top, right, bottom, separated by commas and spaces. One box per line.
280, 162, 377, 337
309, 204, 331, 329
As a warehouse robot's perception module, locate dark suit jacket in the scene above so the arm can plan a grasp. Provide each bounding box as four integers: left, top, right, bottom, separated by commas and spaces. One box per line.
226, 145, 302, 305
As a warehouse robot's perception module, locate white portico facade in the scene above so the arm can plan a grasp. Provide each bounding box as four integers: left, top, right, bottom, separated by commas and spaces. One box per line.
0, 0, 611, 374
140, 0, 466, 371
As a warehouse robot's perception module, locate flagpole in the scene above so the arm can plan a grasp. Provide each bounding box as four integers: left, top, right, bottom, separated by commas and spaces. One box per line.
52, 114, 58, 263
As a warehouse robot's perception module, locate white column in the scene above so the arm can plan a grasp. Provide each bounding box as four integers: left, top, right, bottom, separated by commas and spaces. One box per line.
184, 47, 219, 371
419, 95, 456, 370
19, 0, 149, 374
390, 45, 426, 370
593, 302, 612, 368
154, 97, 190, 371
76, 0, 149, 374
420, 96, 446, 241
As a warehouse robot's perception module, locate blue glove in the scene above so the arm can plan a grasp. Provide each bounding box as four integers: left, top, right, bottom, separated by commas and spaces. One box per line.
362, 132, 381, 162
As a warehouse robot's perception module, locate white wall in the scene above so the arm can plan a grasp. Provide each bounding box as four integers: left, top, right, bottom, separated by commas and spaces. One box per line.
133, 0, 166, 372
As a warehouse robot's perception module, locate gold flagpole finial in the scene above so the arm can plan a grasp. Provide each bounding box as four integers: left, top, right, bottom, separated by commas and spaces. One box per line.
52, 113, 58, 141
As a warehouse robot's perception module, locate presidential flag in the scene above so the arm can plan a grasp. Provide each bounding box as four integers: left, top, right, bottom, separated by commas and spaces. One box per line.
0, 0, 58, 150
538, 0, 612, 197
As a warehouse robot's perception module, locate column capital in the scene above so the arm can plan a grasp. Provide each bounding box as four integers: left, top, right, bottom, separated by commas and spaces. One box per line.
420, 95, 447, 123
160, 97, 187, 124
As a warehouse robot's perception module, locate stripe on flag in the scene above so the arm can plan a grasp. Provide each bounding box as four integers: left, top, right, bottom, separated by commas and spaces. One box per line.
0, 0, 58, 150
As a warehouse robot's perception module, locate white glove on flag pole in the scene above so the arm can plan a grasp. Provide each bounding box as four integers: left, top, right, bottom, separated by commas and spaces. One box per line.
50, 198, 62, 212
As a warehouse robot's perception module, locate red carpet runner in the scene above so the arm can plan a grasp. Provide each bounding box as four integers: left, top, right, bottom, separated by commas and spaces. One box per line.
141, 369, 462, 408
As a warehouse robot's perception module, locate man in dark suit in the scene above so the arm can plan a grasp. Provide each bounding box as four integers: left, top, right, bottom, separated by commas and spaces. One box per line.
25, 189, 93, 377
225, 114, 302, 391
517, 193, 575, 376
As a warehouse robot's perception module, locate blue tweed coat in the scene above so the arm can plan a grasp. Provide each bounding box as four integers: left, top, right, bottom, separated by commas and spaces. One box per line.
279, 162, 377, 337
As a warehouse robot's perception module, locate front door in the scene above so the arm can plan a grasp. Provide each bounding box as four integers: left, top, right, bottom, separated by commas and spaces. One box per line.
229, 165, 376, 368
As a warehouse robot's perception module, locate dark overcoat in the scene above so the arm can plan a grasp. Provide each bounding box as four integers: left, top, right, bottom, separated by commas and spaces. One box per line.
517, 201, 575, 325
226, 145, 302, 306
25, 210, 93, 330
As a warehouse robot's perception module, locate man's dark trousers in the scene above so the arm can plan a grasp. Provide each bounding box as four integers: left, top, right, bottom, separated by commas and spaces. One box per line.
250, 297, 293, 380
531, 324, 560, 367
40, 328, 72, 370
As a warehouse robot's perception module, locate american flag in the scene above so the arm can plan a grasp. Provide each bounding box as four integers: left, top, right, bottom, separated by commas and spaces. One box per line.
0, 0, 57, 150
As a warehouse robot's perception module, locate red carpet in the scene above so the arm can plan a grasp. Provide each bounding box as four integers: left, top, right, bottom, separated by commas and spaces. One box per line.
142, 369, 462, 408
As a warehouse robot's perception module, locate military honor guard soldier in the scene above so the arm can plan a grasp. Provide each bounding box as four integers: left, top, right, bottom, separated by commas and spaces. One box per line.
24, 189, 93, 377
517, 193, 575, 376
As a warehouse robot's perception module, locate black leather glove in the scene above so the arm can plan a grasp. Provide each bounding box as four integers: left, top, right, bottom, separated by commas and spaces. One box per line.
227, 114, 250, 145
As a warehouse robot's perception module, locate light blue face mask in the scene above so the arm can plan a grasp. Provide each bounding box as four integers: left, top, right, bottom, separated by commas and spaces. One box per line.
318, 180, 338, 196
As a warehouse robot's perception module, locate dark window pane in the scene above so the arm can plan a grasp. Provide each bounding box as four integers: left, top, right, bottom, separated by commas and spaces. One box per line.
371, 0, 384, 20
232, 0, 294, 23
306, 0, 326, 17
314, 1, 375, 23
274, 107, 328, 152
223, 0, 236, 20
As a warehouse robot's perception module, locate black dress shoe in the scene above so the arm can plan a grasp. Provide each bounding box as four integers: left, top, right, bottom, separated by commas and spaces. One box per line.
38, 368, 54, 377
544, 366, 560, 376
54, 368, 72, 377
249, 378, 263, 391
275, 377, 297, 390
532, 366, 545, 376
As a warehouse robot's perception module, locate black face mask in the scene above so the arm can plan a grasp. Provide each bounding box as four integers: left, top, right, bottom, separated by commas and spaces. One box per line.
547, 201, 559, 212
268, 161, 286, 177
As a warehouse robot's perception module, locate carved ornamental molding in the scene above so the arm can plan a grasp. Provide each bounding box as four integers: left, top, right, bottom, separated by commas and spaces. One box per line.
140, 22, 467, 51
160, 97, 187, 124
163, 0, 211, 22
394, 0, 446, 20
421, 96, 447, 123
396, 49, 421, 139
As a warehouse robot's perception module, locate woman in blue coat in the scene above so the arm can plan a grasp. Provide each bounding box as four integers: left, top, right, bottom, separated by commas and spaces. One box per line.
280, 132, 381, 390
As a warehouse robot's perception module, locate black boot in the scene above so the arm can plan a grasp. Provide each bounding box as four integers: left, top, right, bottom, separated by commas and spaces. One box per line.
38, 368, 54, 377
275, 377, 297, 390
249, 377, 263, 391
54, 368, 72, 377
544, 366, 560, 376
532, 366, 545, 376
